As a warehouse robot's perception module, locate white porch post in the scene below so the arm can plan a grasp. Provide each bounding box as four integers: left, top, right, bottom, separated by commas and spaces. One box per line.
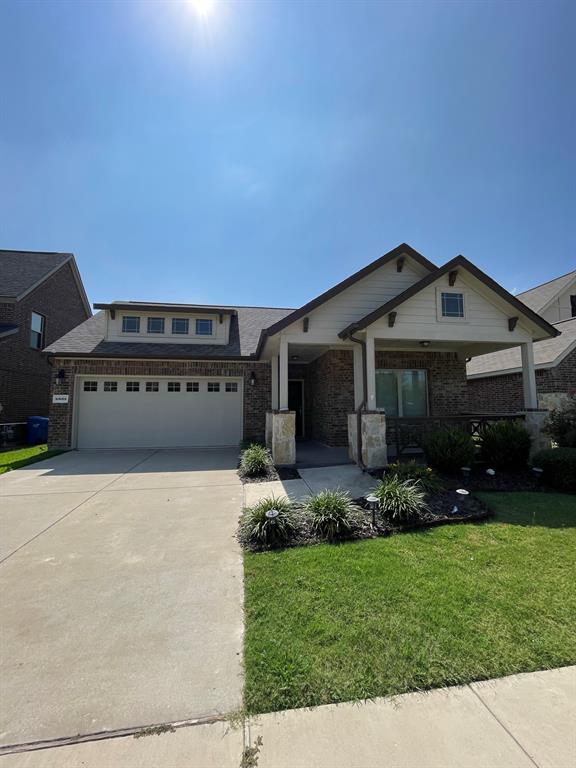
521, 341, 538, 409
271, 354, 279, 410
279, 338, 289, 410
365, 332, 376, 410
353, 343, 364, 409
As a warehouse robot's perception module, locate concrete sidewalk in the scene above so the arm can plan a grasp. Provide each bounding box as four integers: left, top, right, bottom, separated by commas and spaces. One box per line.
2, 666, 574, 767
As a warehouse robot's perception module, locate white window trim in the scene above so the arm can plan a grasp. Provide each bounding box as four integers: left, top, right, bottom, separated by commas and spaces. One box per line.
172, 318, 190, 335
375, 369, 429, 417
147, 317, 165, 334
195, 318, 214, 337
122, 316, 141, 333
435, 287, 469, 323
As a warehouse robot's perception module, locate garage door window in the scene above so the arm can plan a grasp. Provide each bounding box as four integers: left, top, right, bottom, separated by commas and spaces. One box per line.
168, 382, 181, 392
208, 382, 220, 392
187, 382, 200, 392
146, 381, 159, 392
83, 381, 98, 392
104, 381, 117, 392
225, 382, 238, 393
126, 381, 140, 392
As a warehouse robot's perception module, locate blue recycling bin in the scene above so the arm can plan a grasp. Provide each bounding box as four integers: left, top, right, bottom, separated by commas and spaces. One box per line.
27, 416, 49, 445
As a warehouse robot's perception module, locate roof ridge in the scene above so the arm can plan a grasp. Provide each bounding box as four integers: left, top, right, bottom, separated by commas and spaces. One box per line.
103, 301, 296, 311
553, 316, 576, 326
0, 249, 72, 256
517, 269, 576, 296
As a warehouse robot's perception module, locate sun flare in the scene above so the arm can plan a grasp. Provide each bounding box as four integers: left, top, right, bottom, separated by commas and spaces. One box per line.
189, 0, 216, 18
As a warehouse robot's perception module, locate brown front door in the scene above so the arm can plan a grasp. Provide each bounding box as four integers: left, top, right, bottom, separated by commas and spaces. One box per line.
288, 380, 304, 438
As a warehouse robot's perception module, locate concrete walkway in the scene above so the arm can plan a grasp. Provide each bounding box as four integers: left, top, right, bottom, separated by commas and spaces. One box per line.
2, 666, 574, 767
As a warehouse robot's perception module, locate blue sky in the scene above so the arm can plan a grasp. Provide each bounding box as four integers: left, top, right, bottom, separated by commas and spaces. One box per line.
1, 0, 574, 308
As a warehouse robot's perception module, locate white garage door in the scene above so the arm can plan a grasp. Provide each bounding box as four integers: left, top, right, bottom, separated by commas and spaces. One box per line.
76, 377, 243, 449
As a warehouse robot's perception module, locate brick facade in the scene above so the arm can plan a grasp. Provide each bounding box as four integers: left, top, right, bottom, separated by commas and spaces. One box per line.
0, 263, 89, 424
48, 358, 271, 449
467, 349, 576, 412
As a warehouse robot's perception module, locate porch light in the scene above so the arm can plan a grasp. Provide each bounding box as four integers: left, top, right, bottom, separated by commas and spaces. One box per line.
249, 371, 257, 386
419, 341, 431, 348
365, 494, 379, 527
56, 369, 67, 381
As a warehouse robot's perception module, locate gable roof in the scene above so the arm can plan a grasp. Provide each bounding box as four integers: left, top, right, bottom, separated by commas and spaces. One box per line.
45, 305, 294, 359
467, 317, 576, 378
515, 270, 576, 313
255, 243, 435, 355
339, 255, 561, 340
0, 249, 91, 315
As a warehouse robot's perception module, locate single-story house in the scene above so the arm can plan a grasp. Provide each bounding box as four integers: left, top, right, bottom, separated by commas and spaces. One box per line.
45, 244, 559, 467
467, 270, 576, 412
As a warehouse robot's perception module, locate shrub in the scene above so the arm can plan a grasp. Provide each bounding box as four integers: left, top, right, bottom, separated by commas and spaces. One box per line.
239, 444, 272, 477
480, 421, 531, 470
544, 396, 576, 447
531, 448, 576, 493
385, 461, 443, 495
422, 427, 476, 473
239, 496, 300, 548
305, 489, 364, 541
372, 477, 428, 523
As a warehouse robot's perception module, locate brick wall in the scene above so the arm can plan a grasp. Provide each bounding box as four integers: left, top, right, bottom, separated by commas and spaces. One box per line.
48, 357, 271, 448
307, 350, 354, 446
467, 349, 576, 412
0, 263, 89, 423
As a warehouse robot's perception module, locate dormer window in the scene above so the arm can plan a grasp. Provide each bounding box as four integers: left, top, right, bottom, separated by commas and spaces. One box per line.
196, 319, 213, 336
122, 316, 140, 333
172, 318, 189, 335
147, 317, 165, 334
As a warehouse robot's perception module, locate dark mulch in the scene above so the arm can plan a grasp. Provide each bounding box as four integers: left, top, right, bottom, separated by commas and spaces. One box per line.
239, 465, 301, 484
438, 468, 541, 492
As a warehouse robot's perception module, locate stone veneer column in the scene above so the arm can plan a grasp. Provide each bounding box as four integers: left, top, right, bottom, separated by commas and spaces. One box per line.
268, 411, 296, 466
347, 411, 387, 469
523, 410, 551, 457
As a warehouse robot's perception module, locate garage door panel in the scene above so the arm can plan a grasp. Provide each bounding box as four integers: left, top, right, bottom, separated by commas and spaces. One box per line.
76, 378, 243, 449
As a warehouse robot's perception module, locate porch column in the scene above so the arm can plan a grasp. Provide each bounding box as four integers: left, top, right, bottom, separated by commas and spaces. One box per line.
353, 343, 364, 409
279, 338, 289, 410
521, 341, 538, 409
271, 354, 279, 410
365, 332, 377, 410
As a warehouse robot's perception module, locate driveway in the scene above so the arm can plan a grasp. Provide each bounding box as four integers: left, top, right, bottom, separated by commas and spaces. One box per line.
0, 449, 244, 749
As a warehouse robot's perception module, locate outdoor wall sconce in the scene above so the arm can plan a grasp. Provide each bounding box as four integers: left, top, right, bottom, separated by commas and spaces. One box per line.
249, 371, 257, 386
419, 340, 431, 348
56, 369, 67, 381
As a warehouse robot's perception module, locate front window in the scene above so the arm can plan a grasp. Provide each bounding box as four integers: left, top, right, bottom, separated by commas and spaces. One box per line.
375, 370, 428, 417
441, 292, 465, 318
147, 317, 165, 334
172, 318, 189, 335
30, 312, 45, 349
122, 316, 140, 333
195, 318, 213, 336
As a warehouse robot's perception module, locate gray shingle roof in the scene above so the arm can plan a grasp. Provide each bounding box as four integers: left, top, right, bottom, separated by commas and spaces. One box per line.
0, 250, 72, 298
467, 317, 576, 377
516, 270, 576, 313
45, 306, 295, 359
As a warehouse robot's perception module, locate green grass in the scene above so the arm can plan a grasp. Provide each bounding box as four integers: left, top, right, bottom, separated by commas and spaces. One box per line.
0, 444, 67, 474
243, 492, 576, 714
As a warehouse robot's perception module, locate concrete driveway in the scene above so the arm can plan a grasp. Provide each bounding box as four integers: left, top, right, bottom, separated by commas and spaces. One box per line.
0, 449, 244, 749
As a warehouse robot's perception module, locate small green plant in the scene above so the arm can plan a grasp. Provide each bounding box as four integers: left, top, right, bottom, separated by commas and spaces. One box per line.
531, 447, 576, 493
305, 489, 364, 541
385, 461, 443, 494
544, 395, 576, 447
480, 420, 531, 469
239, 496, 300, 548
372, 476, 428, 523
422, 427, 476, 473
239, 444, 272, 477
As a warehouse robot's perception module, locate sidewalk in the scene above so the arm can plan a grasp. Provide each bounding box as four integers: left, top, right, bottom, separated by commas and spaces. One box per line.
2, 666, 574, 768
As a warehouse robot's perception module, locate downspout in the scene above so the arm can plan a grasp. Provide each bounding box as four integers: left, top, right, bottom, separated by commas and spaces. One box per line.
349, 332, 367, 471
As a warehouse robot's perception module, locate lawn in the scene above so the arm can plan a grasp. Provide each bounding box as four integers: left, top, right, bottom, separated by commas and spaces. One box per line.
243, 492, 576, 714
0, 444, 66, 474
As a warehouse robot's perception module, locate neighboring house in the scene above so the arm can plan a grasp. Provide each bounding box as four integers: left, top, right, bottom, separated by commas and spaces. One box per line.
468, 270, 576, 412
0, 250, 91, 426
45, 244, 558, 466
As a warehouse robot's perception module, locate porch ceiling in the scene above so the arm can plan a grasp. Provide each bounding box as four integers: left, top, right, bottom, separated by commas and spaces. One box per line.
373, 338, 525, 358
287, 342, 332, 363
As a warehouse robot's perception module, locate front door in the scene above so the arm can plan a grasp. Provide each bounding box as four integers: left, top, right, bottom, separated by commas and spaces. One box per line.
288, 380, 304, 438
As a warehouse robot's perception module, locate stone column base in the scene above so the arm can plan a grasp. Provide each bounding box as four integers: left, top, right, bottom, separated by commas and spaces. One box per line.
267, 411, 296, 466
522, 410, 551, 458
348, 411, 388, 469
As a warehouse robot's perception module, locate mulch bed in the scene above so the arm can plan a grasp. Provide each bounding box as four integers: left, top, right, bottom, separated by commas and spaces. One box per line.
238, 464, 301, 484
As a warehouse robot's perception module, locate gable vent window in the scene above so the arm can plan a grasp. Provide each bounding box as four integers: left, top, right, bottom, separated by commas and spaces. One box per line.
172, 318, 189, 334
146, 381, 159, 392
187, 382, 200, 392
126, 381, 140, 392
30, 312, 45, 349
196, 318, 213, 336
122, 316, 140, 333
83, 381, 98, 392
147, 317, 165, 334
441, 292, 465, 318
225, 382, 238, 393
104, 381, 117, 392
208, 382, 220, 392
168, 382, 181, 392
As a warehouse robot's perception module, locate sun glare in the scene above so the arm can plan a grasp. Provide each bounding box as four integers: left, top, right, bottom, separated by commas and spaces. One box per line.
190, 0, 216, 18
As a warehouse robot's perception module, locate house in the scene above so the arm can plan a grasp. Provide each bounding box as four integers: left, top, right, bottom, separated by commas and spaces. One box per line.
467, 270, 576, 412
0, 250, 91, 432
45, 244, 559, 466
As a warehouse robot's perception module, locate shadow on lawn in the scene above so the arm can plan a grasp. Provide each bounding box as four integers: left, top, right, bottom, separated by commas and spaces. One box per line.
478, 491, 576, 529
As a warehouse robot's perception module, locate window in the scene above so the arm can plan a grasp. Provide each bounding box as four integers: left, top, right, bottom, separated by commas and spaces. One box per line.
172, 318, 189, 335
146, 381, 159, 392
207, 381, 220, 392
571, 295, 576, 318
441, 292, 465, 318
187, 382, 199, 392
147, 317, 165, 334
168, 381, 181, 392
225, 382, 238, 393
375, 370, 428, 417
195, 318, 213, 336
30, 312, 45, 349
104, 381, 117, 392
126, 381, 140, 392
83, 380, 98, 392
122, 316, 140, 333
